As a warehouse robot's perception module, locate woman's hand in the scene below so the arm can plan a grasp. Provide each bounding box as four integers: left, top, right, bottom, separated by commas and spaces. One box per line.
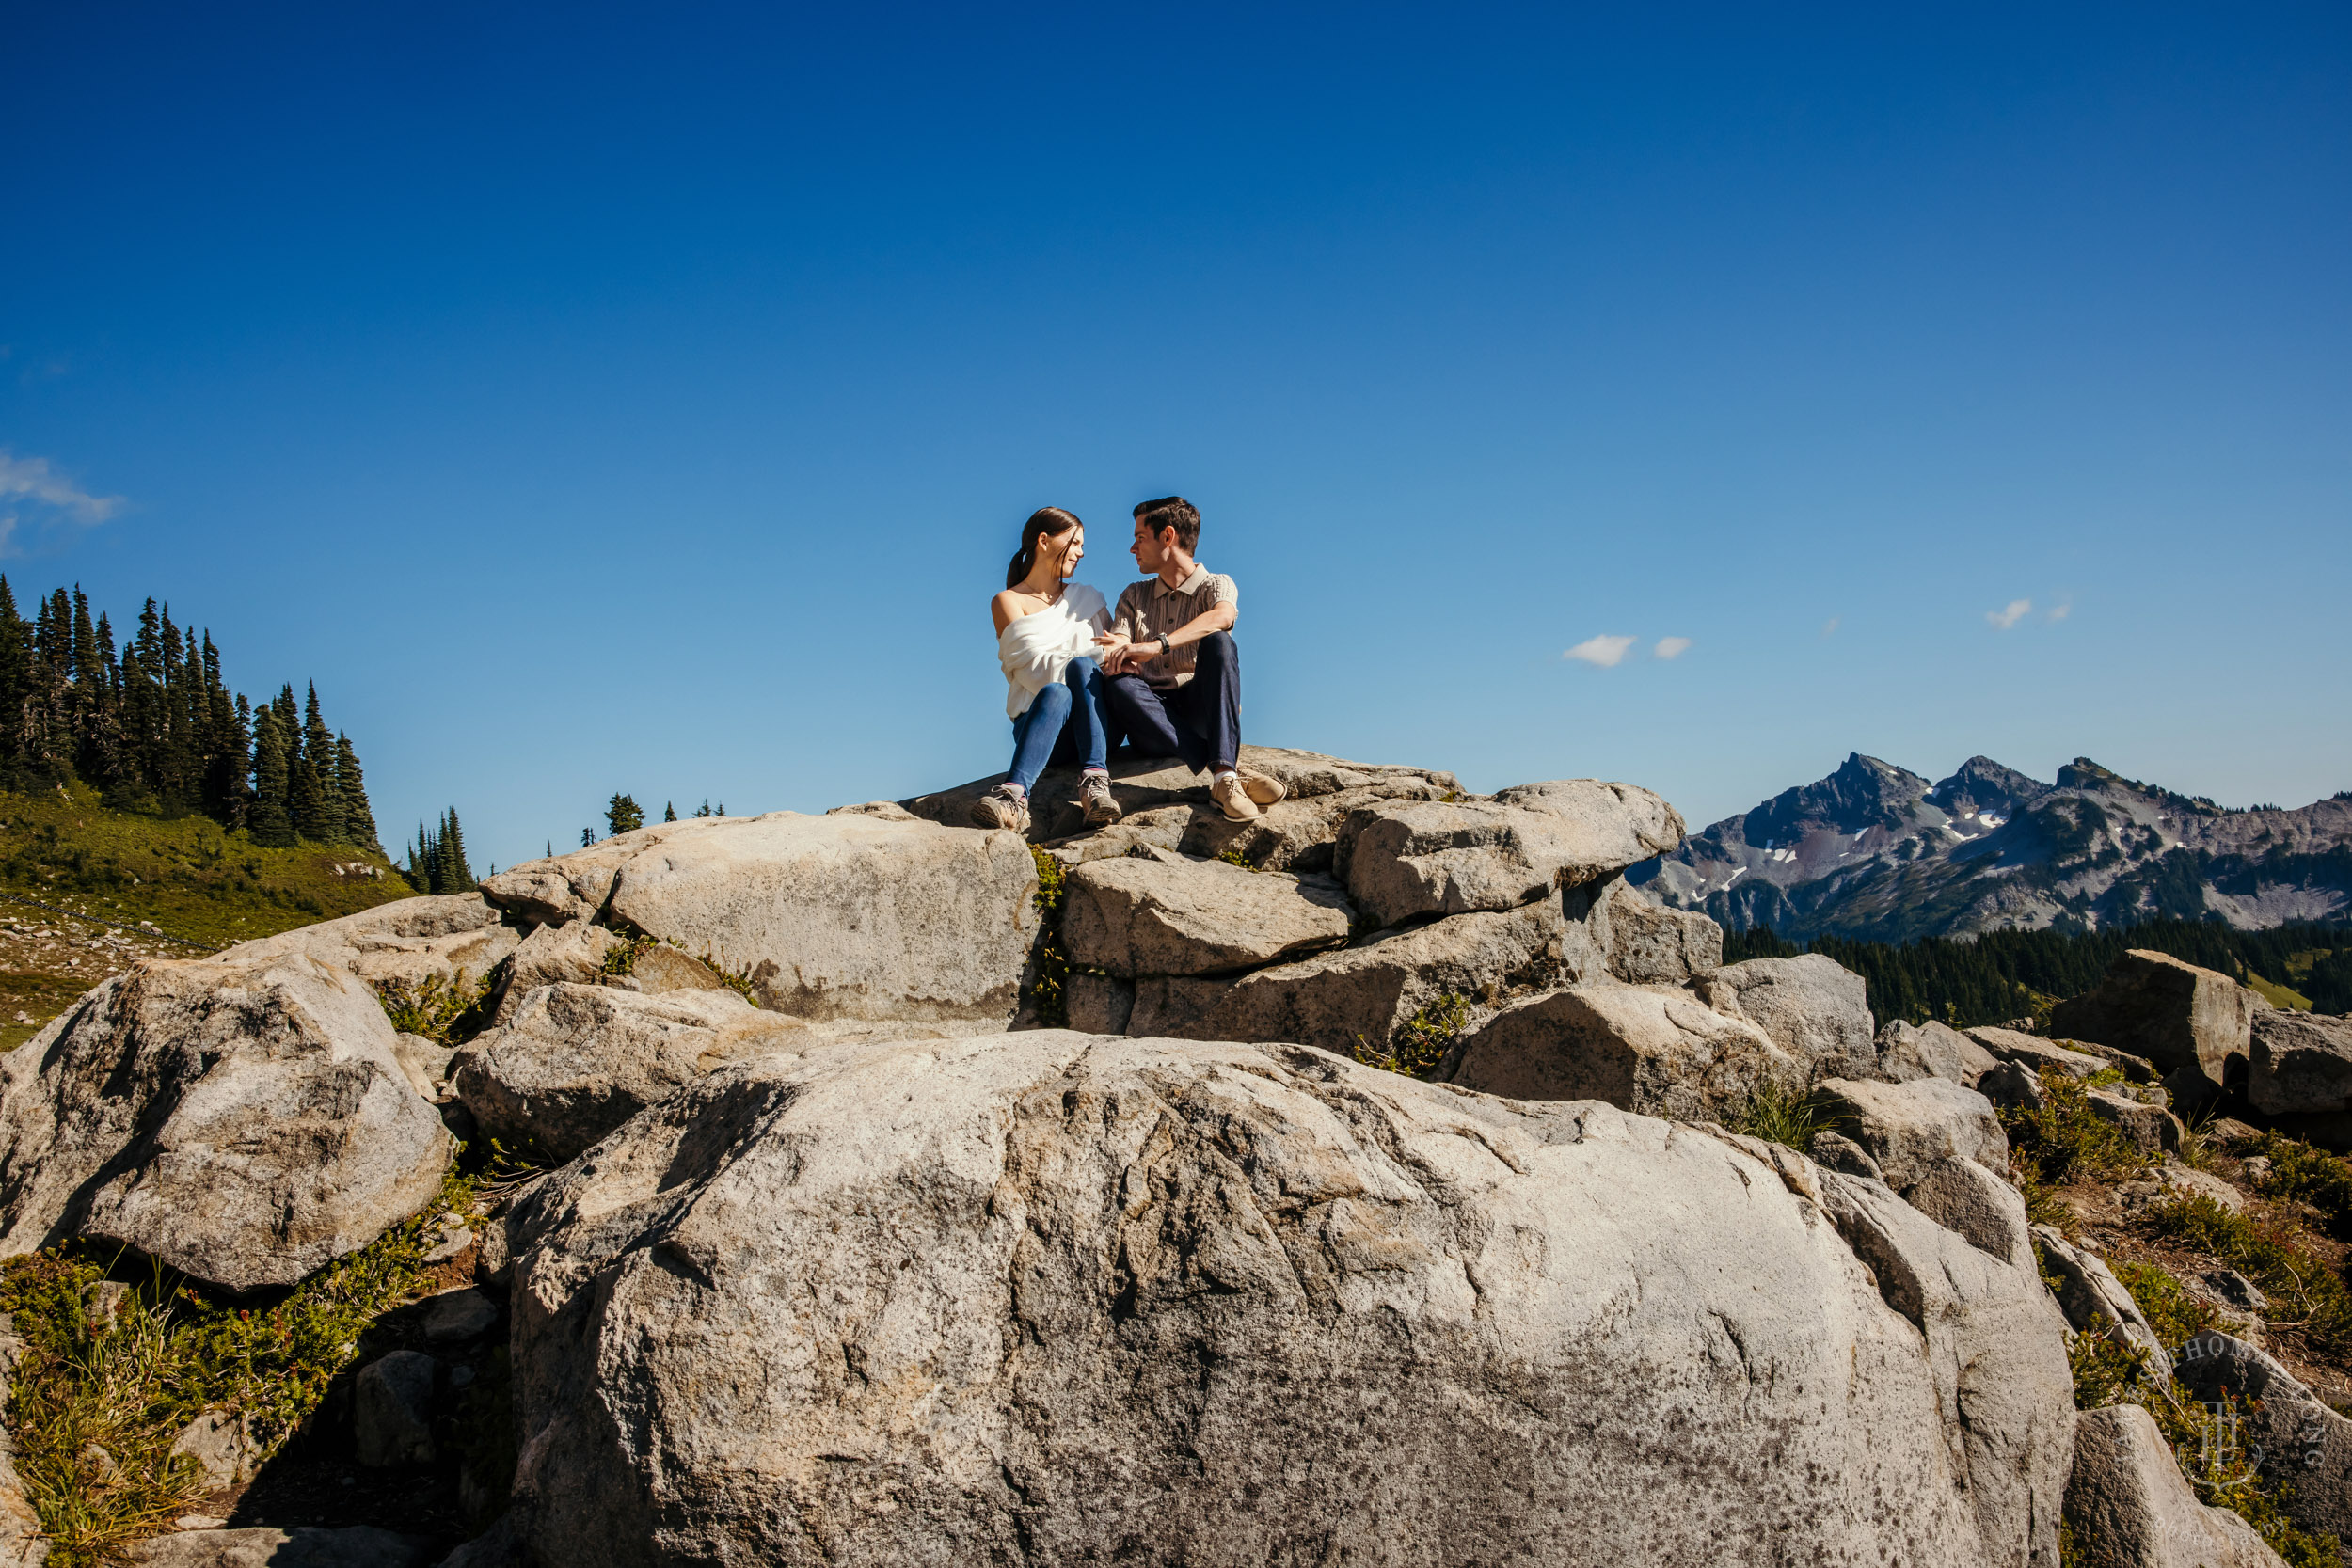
1093, 632, 1130, 673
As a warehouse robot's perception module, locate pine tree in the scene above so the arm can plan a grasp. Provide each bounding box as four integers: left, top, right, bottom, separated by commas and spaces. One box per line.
664, 801, 676, 822
249, 706, 296, 846
335, 734, 379, 850
437, 807, 475, 893
297, 683, 345, 843
606, 792, 645, 835
0, 578, 29, 784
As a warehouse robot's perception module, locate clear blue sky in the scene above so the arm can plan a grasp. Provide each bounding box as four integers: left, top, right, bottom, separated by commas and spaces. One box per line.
4, 3, 2346, 868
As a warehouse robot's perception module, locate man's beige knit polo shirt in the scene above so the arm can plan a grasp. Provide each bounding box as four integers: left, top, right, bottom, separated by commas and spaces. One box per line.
1110, 563, 1238, 689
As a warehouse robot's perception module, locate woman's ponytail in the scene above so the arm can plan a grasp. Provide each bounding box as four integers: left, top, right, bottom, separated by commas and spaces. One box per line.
1006, 507, 1083, 590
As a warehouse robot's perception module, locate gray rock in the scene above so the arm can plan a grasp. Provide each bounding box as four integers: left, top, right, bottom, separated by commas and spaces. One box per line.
1692, 955, 1875, 1080
1064, 971, 1135, 1035
1878, 1019, 1991, 1085
1177, 779, 1454, 875
1810, 1077, 2009, 1190
422, 1287, 497, 1345
1338, 782, 1683, 928
421, 1212, 472, 1265
2248, 1007, 2352, 1116
134, 1528, 437, 1567
627, 945, 732, 997
1902, 1155, 2031, 1266
502, 1031, 2071, 1568
214, 895, 518, 995
453, 983, 816, 1162
433, 1513, 526, 1568
1977, 1059, 2048, 1110
824, 800, 918, 822
2049, 949, 2265, 1096
168, 1410, 252, 1490
478, 821, 705, 927
1965, 1026, 2107, 1079
1041, 806, 1192, 866
2064, 1403, 2283, 1568
603, 812, 1039, 1023
355, 1350, 437, 1466
84, 1278, 130, 1331
1061, 855, 1352, 977
2032, 1225, 2166, 1364
2084, 1085, 2181, 1155
0, 1317, 44, 1568
1448, 982, 1800, 1122
491, 922, 624, 1023
1808, 1129, 1883, 1179
389, 1035, 454, 1101
0, 957, 453, 1291
2168, 1329, 2352, 1545
1590, 878, 1722, 985
1127, 894, 1589, 1055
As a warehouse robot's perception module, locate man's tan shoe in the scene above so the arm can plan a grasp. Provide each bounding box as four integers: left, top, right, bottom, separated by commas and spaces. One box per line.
1235, 767, 1287, 808
969, 784, 1031, 833
1211, 772, 1262, 823
1079, 773, 1123, 826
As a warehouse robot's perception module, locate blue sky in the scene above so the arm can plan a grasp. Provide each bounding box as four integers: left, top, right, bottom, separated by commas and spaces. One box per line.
3, 3, 2346, 868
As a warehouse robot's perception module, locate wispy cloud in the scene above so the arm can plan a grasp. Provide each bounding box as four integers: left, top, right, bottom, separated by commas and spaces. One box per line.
1565, 634, 1636, 668
0, 451, 124, 526
1820, 617, 1839, 638
1985, 598, 2032, 631
2047, 600, 2072, 623
1653, 636, 1692, 660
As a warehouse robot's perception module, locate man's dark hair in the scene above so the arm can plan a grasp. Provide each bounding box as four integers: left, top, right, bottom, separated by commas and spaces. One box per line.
1133, 496, 1201, 554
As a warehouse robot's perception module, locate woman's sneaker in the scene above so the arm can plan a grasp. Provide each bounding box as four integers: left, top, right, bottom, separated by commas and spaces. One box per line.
970, 784, 1031, 833
1235, 767, 1287, 808
1079, 773, 1123, 826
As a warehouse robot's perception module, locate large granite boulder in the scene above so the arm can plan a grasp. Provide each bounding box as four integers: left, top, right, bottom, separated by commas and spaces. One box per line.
2049, 950, 2265, 1095
492, 920, 625, 1023
487, 812, 1040, 1025
215, 894, 518, 992
1447, 982, 1800, 1121
1591, 878, 1723, 986
1123, 894, 1588, 1054
1693, 954, 1875, 1080
0, 957, 451, 1291
1175, 778, 1454, 875
1810, 1077, 2009, 1190
2247, 1008, 2352, 1116
1880, 1019, 1998, 1085
2169, 1329, 2352, 1546
1336, 782, 1683, 929
1966, 1027, 2107, 1081
501, 1032, 2071, 1567
453, 983, 815, 1162
1061, 855, 1352, 977
2064, 1403, 2283, 1568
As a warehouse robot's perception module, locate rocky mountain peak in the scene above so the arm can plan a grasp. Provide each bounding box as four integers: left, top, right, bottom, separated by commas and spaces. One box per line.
1740, 752, 1931, 847
1928, 756, 2049, 824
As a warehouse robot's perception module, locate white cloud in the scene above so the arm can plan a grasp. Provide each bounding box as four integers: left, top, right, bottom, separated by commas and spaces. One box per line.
2047, 600, 2072, 623
1565, 634, 1636, 668
1820, 617, 1839, 638
1653, 636, 1692, 660
0, 451, 124, 528
1985, 598, 2032, 631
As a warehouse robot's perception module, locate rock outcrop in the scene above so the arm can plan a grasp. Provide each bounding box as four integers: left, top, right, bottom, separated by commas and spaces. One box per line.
1448, 982, 1799, 1121
2048, 949, 2265, 1097
1061, 855, 1352, 976
2064, 1403, 2284, 1568
2169, 1330, 2352, 1546
1810, 1077, 2009, 1190
214, 894, 517, 994
0, 956, 451, 1291
502, 1031, 2073, 1567
2248, 1007, 2352, 1116
1693, 954, 1876, 1079
1336, 784, 1682, 927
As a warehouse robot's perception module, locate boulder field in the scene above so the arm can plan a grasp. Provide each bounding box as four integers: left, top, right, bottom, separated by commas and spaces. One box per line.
0, 745, 2318, 1565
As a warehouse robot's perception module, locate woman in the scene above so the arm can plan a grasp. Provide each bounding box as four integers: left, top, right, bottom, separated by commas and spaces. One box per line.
970, 507, 1124, 832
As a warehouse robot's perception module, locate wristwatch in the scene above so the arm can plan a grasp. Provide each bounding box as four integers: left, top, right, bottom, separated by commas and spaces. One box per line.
1157, 634, 1172, 657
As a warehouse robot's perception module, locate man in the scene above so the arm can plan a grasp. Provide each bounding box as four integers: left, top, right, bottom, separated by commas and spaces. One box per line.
1094, 496, 1287, 822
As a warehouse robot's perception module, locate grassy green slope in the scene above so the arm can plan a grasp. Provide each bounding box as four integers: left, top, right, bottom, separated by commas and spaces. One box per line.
0, 780, 421, 1049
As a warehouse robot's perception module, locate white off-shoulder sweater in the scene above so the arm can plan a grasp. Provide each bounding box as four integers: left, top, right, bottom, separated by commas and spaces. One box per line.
996, 584, 1110, 719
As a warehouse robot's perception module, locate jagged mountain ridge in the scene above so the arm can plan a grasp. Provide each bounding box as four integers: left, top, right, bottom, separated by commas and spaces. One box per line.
1631, 752, 2352, 942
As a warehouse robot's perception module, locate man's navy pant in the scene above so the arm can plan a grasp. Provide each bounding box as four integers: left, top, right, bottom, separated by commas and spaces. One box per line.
1102, 630, 1242, 773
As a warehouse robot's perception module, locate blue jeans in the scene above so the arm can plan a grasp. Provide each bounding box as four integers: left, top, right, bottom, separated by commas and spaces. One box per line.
1009, 657, 1107, 791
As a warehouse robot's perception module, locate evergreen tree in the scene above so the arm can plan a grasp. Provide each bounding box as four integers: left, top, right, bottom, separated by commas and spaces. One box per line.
664, 801, 676, 822
249, 705, 297, 847
0, 578, 29, 784
606, 792, 644, 835
335, 734, 379, 850
295, 683, 344, 843
437, 807, 475, 893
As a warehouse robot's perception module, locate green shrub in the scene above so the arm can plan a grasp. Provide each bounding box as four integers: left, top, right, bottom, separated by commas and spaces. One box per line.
0, 1164, 484, 1566
2251, 1134, 2352, 1241
1731, 1081, 1829, 1153
1026, 846, 1070, 1028
1352, 994, 1470, 1079
2000, 1068, 2153, 1187
2151, 1194, 2352, 1355
375, 969, 499, 1045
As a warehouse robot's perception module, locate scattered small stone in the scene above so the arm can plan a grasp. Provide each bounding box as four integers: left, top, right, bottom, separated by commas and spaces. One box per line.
175, 1514, 228, 1530
423, 1287, 498, 1345
2241, 1155, 2273, 1184
421, 1212, 473, 1265
449, 1363, 476, 1388
355, 1351, 437, 1466
83, 1279, 130, 1331
2205, 1270, 2268, 1311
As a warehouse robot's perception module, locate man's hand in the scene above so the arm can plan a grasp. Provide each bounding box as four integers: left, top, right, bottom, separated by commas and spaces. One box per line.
1094, 632, 1132, 674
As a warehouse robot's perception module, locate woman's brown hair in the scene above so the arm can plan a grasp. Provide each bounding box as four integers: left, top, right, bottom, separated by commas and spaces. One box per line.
1007, 506, 1083, 590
